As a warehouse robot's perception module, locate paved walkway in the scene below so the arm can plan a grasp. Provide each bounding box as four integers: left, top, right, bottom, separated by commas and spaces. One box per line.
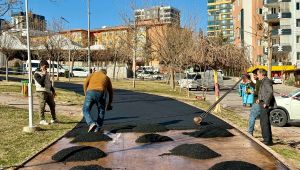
10, 82, 287, 170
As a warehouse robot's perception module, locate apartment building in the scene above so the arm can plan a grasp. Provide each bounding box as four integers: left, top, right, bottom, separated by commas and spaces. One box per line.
11, 12, 46, 32
207, 0, 234, 42
232, 0, 264, 65
60, 29, 88, 47
135, 6, 180, 25
264, 0, 300, 65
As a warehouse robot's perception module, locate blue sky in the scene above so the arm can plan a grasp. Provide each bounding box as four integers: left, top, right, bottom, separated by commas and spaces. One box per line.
7, 0, 207, 31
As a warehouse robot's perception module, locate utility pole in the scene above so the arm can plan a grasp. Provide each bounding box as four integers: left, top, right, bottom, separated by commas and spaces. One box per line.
87, 0, 91, 73
267, 28, 273, 79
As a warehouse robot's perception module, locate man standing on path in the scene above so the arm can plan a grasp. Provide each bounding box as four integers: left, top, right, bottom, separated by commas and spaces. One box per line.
248, 71, 262, 136
34, 60, 58, 125
256, 69, 276, 145
83, 69, 113, 132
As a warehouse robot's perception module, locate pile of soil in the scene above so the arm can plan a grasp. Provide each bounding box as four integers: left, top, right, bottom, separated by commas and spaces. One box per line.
71, 132, 112, 143
135, 134, 173, 143
52, 146, 106, 162
160, 144, 221, 159
209, 161, 262, 170
132, 124, 169, 133
64, 123, 88, 138
70, 165, 112, 170
183, 127, 234, 138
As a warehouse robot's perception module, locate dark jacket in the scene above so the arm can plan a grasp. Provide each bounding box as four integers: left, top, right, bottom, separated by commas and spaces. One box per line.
258, 77, 276, 107
254, 80, 262, 101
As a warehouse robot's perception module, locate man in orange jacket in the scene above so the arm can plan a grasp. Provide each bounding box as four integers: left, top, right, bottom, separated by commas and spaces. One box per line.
83, 69, 113, 132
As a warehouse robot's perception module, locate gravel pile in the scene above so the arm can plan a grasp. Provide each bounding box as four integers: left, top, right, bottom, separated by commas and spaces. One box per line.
71, 132, 112, 143
132, 124, 169, 133
160, 144, 221, 159
209, 161, 262, 170
70, 165, 112, 170
183, 127, 234, 138
52, 146, 106, 162
135, 134, 173, 143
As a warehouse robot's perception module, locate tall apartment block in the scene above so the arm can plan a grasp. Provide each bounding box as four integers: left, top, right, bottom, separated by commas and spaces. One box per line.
135, 6, 180, 25
264, 0, 300, 65
207, 0, 234, 42
11, 12, 46, 32
232, 0, 264, 65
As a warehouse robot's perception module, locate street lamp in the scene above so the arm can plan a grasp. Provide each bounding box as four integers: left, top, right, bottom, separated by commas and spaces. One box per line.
23, 0, 37, 132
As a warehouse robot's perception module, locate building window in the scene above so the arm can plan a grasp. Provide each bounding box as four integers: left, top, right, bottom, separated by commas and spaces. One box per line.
297, 36, 300, 43
297, 52, 300, 60
297, 19, 300, 27
297, 2, 300, 10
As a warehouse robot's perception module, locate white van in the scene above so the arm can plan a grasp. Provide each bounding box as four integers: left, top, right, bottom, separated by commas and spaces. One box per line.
25, 60, 66, 76
178, 70, 224, 90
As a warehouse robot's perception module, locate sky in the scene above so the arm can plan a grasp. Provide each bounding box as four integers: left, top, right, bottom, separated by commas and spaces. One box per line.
6, 0, 207, 31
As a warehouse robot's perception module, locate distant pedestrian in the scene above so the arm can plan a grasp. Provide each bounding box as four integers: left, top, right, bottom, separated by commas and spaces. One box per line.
93, 67, 96, 73
248, 70, 262, 136
34, 60, 58, 125
257, 69, 276, 146
239, 74, 255, 107
83, 69, 113, 132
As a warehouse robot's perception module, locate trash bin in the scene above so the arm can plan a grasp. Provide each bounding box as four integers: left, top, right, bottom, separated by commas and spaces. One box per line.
65, 70, 70, 78
21, 80, 29, 97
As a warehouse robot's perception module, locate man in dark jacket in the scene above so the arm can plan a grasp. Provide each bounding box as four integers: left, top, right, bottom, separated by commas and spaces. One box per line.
256, 69, 276, 145
34, 60, 57, 125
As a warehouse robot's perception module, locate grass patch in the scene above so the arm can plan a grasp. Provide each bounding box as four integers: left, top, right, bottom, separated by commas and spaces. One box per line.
0, 105, 81, 168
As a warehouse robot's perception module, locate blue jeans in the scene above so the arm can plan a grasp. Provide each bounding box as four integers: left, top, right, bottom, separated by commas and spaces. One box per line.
82, 90, 106, 127
248, 103, 261, 135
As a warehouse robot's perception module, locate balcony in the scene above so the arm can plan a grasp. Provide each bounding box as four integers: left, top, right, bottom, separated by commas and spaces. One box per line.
264, 12, 292, 23
264, 44, 292, 54
271, 26, 292, 36
264, 0, 291, 6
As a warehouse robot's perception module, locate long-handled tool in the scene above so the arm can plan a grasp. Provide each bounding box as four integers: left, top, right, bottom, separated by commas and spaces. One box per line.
194, 76, 243, 125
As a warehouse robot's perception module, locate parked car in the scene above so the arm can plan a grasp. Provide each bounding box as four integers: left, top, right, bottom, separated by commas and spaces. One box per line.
272, 77, 283, 84
178, 70, 224, 90
270, 89, 300, 127
71, 68, 89, 77
136, 70, 163, 80
178, 73, 202, 90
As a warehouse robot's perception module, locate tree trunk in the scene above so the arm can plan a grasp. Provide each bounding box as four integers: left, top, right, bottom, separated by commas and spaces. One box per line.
5, 57, 9, 82
113, 59, 117, 80
179, 71, 182, 93
56, 57, 60, 81
71, 57, 75, 74
170, 67, 175, 90
186, 72, 190, 97
213, 69, 221, 113
50, 59, 55, 87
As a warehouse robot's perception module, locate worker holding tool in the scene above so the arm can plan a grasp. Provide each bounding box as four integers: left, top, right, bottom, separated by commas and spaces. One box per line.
257, 69, 275, 146
82, 69, 113, 133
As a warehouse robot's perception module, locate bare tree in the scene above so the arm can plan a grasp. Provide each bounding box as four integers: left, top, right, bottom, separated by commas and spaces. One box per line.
0, 33, 21, 81
42, 19, 66, 83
